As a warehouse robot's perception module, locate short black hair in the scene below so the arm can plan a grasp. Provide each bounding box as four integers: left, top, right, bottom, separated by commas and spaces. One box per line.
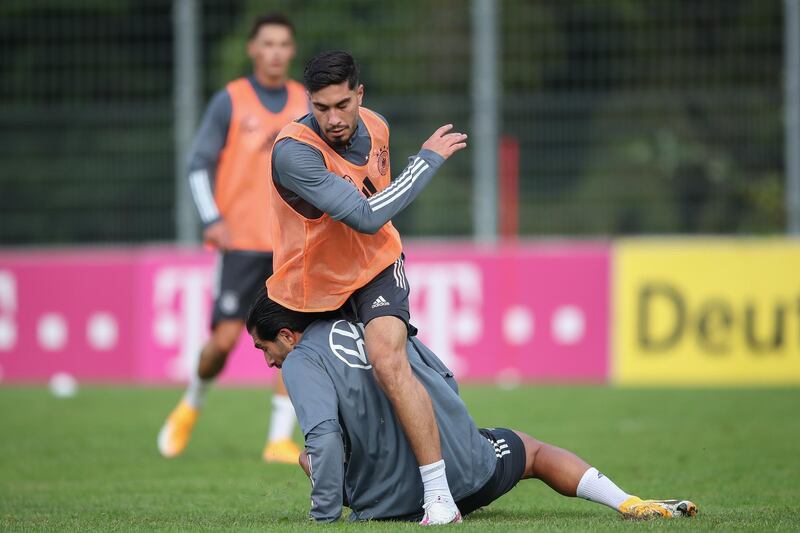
303, 50, 359, 93
246, 289, 327, 341
248, 12, 295, 40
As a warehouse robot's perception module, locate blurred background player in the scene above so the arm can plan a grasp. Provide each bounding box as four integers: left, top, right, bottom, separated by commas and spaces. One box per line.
268, 50, 468, 523
245, 291, 698, 523
157, 13, 308, 463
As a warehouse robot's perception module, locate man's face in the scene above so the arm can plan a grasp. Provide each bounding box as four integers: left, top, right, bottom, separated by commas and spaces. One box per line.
251, 328, 296, 368
309, 81, 364, 145
247, 24, 295, 81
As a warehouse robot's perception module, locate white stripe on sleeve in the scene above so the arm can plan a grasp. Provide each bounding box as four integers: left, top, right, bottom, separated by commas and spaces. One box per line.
367, 158, 426, 208
369, 161, 430, 212
189, 169, 220, 223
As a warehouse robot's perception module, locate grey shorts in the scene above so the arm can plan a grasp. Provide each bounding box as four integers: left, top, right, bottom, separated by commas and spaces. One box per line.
211, 250, 272, 327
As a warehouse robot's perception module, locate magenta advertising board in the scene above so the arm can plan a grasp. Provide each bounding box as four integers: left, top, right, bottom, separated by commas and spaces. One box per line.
407, 243, 609, 381
0, 243, 609, 384
0, 249, 139, 381
133, 248, 273, 384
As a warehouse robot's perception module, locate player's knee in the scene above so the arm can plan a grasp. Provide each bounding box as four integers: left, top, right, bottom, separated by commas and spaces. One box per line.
371, 351, 411, 392
366, 334, 406, 361
514, 430, 544, 479
210, 321, 242, 354
365, 316, 411, 393
213, 337, 237, 355
197, 350, 230, 379
365, 316, 407, 356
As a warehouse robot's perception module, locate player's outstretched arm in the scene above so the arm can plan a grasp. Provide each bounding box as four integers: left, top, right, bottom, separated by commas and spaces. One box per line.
272, 126, 467, 235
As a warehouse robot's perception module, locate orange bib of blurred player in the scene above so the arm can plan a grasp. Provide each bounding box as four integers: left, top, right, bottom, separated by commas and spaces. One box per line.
268, 107, 402, 312
214, 78, 307, 251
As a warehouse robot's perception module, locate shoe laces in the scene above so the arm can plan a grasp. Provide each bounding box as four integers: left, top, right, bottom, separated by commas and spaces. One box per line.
422, 495, 453, 511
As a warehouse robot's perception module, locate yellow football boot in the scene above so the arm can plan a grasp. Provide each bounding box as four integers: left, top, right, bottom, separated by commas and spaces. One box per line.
262, 438, 301, 464
618, 496, 698, 520
157, 399, 199, 458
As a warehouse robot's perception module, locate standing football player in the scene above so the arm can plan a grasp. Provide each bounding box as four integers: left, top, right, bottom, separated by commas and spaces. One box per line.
268, 50, 467, 523
158, 13, 307, 464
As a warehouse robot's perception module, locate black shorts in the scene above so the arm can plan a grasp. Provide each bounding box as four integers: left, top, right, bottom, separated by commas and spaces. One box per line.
346, 254, 417, 336
211, 250, 272, 327
455, 428, 527, 517
380, 427, 527, 523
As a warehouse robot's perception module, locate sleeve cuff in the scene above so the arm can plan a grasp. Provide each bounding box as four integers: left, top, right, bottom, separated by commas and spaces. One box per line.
417, 148, 446, 169
201, 216, 222, 230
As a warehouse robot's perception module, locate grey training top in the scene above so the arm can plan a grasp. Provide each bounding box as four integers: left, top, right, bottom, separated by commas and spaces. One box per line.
187, 75, 295, 227
271, 113, 445, 234
281, 319, 496, 522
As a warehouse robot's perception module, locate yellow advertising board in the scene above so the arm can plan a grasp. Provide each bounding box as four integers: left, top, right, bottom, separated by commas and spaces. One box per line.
614, 239, 800, 386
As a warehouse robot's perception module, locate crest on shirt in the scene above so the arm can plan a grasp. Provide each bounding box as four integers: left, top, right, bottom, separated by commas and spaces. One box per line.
375, 145, 389, 176
328, 320, 372, 370
241, 115, 260, 133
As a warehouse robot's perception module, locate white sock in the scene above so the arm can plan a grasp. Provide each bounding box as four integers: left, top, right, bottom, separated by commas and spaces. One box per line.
267, 394, 297, 443
576, 467, 632, 511
419, 460, 454, 504
183, 376, 211, 410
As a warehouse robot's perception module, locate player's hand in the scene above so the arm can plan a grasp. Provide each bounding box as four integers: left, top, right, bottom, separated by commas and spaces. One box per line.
421, 124, 468, 160
203, 220, 232, 251
299, 451, 311, 477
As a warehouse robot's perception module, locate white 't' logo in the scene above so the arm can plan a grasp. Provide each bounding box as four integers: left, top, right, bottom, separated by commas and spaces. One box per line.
0, 271, 17, 351
406, 263, 483, 374
152, 266, 212, 380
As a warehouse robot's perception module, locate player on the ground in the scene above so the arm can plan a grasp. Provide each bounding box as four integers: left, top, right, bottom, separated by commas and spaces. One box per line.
158, 13, 308, 463
268, 50, 467, 523
245, 292, 699, 523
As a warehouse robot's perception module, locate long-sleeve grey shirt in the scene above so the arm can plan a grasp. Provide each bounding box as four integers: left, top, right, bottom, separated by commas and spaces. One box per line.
187, 75, 293, 227
281, 319, 496, 522
271, 113, 445, 234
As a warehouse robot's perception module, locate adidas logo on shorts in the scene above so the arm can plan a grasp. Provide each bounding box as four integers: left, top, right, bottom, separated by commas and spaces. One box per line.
371, 295, 390, 308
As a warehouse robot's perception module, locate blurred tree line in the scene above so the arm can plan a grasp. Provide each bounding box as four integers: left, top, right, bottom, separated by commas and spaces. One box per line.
0, 0, 785, 244
501, 0, 783, 235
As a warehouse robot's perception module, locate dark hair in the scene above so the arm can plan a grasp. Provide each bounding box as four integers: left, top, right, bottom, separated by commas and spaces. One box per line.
248, 12, 295, 40
246, 289, 324, 341
303, 50, 359, 93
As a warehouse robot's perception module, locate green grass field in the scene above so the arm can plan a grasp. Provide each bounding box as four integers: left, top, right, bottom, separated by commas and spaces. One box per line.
1, 385, 799, 531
